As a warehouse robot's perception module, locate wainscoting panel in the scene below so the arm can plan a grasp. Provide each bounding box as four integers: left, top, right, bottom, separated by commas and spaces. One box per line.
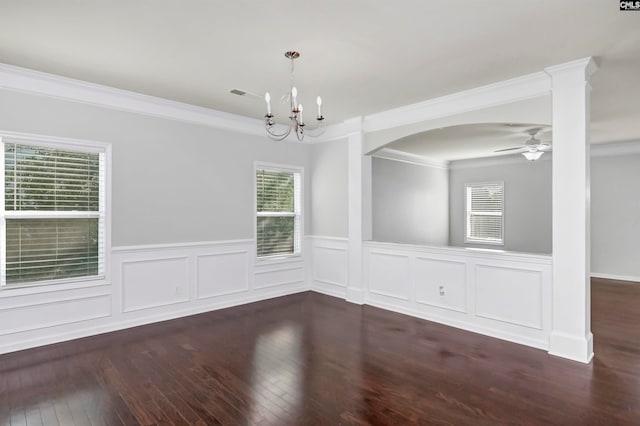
368, 251, 411, 301
0, 293, 111, 336
197, 251, 250, 299
308, 237, 349, 298
415, 257, 467, 313
122, 256, 190, 313
0, 239, 308, 355
475, 264, 543, 329
363, 242, 553, 350
255, 264, 305, 289
313, 247, 348, 287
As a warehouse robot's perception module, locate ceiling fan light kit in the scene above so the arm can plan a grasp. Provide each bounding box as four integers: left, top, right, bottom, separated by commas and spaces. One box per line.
522, 150, 544, 161
494, 129, 551, 161
263, 51, 325, 142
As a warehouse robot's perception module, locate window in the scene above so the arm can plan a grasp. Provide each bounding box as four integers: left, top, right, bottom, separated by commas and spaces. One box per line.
1, 134, 109, 287
465, 182, 504, 245
255, 164, 302, 258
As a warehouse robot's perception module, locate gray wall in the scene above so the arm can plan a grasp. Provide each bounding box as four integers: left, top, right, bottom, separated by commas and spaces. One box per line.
0, 90, 312, 246
591, 153, 640, 279
449, 157, 552, 254
310, 139, 348, 237
372, 157, 449, 246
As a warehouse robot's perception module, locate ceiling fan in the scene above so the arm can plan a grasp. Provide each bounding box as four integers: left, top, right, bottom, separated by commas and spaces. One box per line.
494, 129, 551, 161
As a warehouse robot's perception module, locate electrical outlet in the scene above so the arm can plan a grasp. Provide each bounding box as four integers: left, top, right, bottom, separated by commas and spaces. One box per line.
439, 285, 445, 296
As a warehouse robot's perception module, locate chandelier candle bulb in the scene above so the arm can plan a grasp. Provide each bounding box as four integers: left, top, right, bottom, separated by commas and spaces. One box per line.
298, 104, 303, 124
291, 86, 298, 109
264, 92, 271, 115
316, 96, 322, 118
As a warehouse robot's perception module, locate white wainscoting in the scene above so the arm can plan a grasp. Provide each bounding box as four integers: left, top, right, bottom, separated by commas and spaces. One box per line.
0, 236, 554, 355
363, 242, 553, 350
307, 236, 349, 298
0, 239, 307, 355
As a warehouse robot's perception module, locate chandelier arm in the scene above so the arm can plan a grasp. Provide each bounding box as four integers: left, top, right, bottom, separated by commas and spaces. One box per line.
265, 121, 293, 141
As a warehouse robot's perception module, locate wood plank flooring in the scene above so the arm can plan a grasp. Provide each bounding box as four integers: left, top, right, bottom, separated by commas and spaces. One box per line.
1, 278, 639, 425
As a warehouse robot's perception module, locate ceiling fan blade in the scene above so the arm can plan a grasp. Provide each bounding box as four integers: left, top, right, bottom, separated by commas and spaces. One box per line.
494, 146, 524, 152
538, 144, 552, 151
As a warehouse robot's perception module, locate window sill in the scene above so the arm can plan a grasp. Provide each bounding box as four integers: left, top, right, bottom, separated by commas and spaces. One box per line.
464, 239, 505, 247
255, 253, 304, 267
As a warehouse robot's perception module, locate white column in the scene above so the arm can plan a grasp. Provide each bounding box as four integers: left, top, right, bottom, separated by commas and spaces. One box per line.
346, 117, 371, 304
545, 57, 598, 363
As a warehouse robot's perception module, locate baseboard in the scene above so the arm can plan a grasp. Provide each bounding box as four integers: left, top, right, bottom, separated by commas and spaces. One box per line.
310, 282, 347, 299
548, 331, 594, 364
591, 272, 640, 283
364, 297, 549, 351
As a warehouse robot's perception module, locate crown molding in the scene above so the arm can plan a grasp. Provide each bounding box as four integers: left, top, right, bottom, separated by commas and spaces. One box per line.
372, 148, 450, 170
544, 57, 599, 80
362, 70, 551, 134
591, 140, 640, 157
310, 122, 349, 143
449, 152, 552, 170
446, 139, 640, 170
0, 62, 270, 137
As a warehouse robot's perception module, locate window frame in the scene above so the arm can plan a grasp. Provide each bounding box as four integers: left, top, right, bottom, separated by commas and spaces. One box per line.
254, 161, 303, 261
464, 181, 504, 246
0, 131, 112, 291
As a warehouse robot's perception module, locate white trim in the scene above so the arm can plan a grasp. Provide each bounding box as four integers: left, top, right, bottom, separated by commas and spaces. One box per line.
0, 63, 268, 138
0, 284, 307, 355
371, 148, 450, 170
402, 139, 640, 171
362, 71, 551, 133
365, 297, 548, 351
591, 272, 640, 283
304, 235, 348, 242
0, 130, 110, 152
591, 140, 640, 158
364, 241, 552, 264
112, 239, 254, 253
450, 152, 552, 170
310, 122, 349, 143
544, 57, 599, 80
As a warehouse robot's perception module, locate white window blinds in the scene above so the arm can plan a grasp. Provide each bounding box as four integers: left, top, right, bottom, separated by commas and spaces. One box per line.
2, 141, 106, 286
465, 182, 504, 245
256, 167, 301, 257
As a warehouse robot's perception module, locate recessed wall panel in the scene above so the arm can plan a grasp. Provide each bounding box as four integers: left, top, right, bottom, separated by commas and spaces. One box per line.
415, 258, 466, 312
368, 252, 410, 300
313, 246, 348, 287
122, 257, 190, 312
254, 267, 304, 289
0, 294, 111, 335
475, 265, 542, 329
197, 251, 250, 299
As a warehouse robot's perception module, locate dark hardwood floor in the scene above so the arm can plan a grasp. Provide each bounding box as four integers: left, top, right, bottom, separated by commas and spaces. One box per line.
1, 278, 639, 425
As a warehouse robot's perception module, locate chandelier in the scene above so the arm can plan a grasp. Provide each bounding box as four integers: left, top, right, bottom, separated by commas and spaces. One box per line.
264, 51, 325, 141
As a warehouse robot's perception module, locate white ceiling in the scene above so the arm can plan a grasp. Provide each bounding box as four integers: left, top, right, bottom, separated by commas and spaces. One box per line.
1, 1, 639, 154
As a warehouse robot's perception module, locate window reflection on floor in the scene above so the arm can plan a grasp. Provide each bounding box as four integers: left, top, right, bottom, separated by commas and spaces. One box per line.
2, 386, 110, 424
250, 323, 303, 424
